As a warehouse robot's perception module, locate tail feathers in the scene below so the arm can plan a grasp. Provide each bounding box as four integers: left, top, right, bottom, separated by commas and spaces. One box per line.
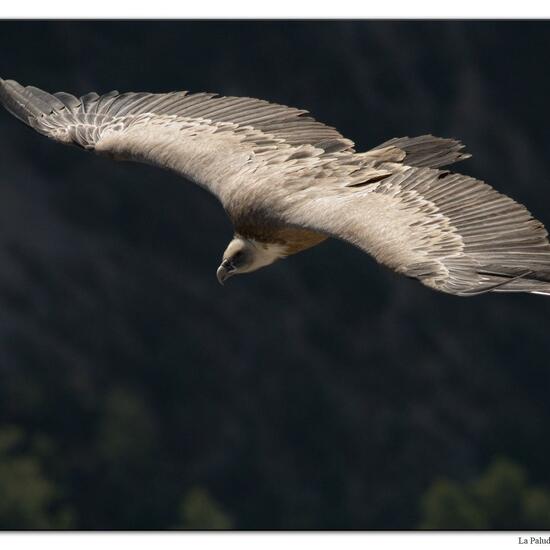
373, 134, 471, 169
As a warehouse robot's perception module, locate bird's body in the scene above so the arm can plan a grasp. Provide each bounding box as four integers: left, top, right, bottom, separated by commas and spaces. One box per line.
2, 78, 550, 296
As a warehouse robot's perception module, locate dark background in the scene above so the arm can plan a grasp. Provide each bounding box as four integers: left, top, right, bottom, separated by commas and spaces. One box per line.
1, 20, 550, 530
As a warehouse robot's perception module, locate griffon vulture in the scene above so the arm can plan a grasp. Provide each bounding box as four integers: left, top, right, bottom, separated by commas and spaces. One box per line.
2, 78, 550, 297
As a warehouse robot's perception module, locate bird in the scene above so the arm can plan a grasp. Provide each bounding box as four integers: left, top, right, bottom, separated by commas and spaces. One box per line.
2, 78, 550, 297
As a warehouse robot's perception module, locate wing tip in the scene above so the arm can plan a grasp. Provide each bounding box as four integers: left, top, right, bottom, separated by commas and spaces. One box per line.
0, 78, 70, 128
0, 77, 33, 125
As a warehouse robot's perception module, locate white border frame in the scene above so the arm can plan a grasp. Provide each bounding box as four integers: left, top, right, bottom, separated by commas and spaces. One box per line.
2, 0, 550, 19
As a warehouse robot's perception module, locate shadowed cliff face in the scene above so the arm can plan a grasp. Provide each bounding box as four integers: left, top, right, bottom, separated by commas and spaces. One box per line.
0, 21, 550, 529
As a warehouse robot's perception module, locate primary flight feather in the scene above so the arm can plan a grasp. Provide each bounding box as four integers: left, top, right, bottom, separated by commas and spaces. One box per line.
2, 77, 550, 297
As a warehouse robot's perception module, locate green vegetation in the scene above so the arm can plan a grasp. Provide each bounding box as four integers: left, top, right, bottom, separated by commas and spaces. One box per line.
178, 487, 232, 529
420, 458, 550, 529
0, 424, 232, 530
0, 427, 73, 529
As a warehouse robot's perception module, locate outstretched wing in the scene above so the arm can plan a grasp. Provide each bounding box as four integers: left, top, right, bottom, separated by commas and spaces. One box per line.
0, 78, 355, 203
5, 79, 547, 297
0, 79, 472, 218
283, 166, 550, 296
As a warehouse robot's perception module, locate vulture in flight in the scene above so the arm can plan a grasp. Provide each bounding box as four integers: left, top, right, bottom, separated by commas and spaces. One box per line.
2, 78, 550, 297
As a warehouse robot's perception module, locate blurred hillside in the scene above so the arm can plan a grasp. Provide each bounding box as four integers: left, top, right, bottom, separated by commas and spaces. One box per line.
421, 458, 550, 529
1, 21, 550, 529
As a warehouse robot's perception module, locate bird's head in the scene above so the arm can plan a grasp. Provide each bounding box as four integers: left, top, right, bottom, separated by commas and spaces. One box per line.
217, 236, 286, 285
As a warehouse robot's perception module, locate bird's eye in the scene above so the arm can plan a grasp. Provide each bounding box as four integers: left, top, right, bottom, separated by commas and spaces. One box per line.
232, 251, 244, 264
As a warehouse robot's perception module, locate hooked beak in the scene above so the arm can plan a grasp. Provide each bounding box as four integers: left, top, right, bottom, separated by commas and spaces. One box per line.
216, 259, 235, 285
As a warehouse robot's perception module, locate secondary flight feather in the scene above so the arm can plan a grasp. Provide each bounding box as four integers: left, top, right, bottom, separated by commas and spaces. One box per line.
2, 78, 550, 297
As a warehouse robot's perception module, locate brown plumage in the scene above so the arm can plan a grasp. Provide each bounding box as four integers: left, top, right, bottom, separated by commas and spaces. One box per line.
235, 223, 327, 255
